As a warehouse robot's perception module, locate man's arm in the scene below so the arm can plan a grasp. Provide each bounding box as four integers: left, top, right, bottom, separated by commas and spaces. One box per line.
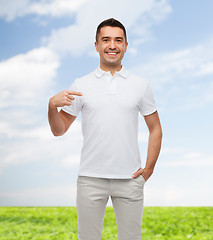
132, 111, 163, 181
48, 90, 82, 136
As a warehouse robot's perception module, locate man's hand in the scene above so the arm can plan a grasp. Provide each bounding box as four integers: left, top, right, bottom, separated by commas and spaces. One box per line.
49, 90, 83, 108
132, 168, 153, 182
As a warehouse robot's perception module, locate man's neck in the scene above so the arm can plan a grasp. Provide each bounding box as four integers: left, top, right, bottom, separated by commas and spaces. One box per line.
99, 63, 122, 76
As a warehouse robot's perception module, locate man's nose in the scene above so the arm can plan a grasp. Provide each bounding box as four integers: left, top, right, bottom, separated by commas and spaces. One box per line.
109, 40, 116, 49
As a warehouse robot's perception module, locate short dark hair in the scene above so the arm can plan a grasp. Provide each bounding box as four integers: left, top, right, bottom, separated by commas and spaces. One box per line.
96, 18, 127, 43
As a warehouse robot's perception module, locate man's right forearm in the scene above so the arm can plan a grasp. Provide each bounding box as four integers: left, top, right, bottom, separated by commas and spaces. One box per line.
48, 103, 65, 136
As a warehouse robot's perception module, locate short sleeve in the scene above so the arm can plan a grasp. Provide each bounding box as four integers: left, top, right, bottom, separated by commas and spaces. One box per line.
61, 80, 82, 116
139, 83, 157, 116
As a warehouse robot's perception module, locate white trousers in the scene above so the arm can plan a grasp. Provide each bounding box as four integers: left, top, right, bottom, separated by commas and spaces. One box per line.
76, 175, 145, 240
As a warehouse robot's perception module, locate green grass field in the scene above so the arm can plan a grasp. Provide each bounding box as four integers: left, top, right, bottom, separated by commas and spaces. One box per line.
0, 207, 212, 239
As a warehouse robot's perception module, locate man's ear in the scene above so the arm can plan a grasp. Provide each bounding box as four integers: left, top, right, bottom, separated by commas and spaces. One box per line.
125, 41, 128, 52
95, 42, 99, 52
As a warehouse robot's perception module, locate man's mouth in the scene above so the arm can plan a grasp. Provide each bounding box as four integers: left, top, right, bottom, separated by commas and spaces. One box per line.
105, 52, 119, 56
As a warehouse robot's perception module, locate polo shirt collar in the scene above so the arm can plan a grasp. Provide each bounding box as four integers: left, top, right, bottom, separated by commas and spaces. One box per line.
95, 65, 128, 79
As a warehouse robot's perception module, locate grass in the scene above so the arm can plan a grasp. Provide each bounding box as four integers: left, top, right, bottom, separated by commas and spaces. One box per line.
0, 207, 212, 239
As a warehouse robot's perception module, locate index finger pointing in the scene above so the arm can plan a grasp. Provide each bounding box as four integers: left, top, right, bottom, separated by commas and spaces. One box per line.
68, 91, 83, 96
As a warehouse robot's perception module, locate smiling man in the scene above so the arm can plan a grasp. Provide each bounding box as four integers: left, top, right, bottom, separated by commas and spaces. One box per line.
95, 25, 127, 71
48, 18, 162, 240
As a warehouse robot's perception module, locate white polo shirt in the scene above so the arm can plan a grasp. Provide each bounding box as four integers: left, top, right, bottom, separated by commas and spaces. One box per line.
62, 66, 157, 179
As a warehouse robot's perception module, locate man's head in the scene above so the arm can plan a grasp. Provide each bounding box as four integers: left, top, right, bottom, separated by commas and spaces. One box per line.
96, 18, 127, 43
95, 18, 128, 70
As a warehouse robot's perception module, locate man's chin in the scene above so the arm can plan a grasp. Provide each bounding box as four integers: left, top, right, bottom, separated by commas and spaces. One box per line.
104, 59, 121, 65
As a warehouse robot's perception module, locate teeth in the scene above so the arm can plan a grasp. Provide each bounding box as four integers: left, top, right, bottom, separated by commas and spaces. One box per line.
107, 53, 117, 55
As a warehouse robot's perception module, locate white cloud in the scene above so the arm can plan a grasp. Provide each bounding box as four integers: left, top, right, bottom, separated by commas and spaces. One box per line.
160, 148, 213, 167
0, 47, 60, 107
0, 0, 28, 21
61, 155, 80, 168
0, 184, 77, 206
1, 175, 212, 206
0, 46, 62, 173
145, 184, 213, 206
44, 0, 172, 56
163, 153, 213, 167
161, 147, 186, 154
129, 39, 213, 112
0, 47, 61, 173
0, 119, 83, 173
0, 0, 88, 21
27, 0, 87, 17
0, 46, 83, 174
0, 0, 172, 56
131, 40, 213, 90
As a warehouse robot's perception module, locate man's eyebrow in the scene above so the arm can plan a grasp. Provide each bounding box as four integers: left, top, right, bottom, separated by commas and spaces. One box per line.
101, 36, 110, 40
101, 36, 124, 40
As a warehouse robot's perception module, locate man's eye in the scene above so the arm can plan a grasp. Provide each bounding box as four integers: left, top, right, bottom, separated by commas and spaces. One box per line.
103, 39, 108, 42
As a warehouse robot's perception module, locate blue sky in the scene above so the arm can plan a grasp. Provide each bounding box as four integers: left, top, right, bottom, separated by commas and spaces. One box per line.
0, 0, 213, 206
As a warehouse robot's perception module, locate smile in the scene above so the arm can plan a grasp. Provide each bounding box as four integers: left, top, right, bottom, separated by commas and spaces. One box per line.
106, 52, 119, 56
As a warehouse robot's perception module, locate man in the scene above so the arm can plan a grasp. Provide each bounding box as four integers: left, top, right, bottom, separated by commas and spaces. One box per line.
48, 18, 162, 240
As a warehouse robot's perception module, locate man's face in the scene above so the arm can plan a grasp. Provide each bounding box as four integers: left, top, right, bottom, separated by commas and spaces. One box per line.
95, 26, 128, 68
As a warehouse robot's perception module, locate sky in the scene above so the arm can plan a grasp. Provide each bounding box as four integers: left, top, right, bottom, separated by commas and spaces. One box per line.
0, 0, 213, 206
